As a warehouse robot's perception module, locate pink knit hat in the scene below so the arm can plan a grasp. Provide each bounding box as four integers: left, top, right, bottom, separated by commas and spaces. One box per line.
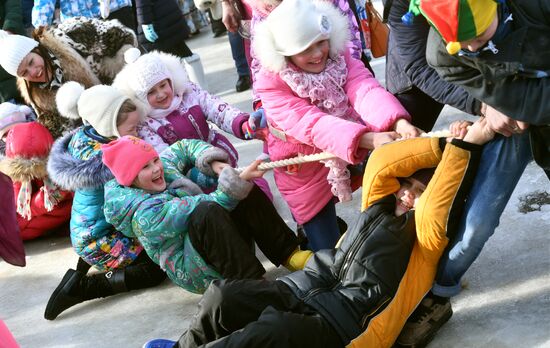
101, 136, 159, 186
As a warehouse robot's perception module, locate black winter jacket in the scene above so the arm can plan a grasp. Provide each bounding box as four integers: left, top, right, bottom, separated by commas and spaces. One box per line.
384, 0, 481, 115
280, 195, 416, 344
135, 0, 189, 52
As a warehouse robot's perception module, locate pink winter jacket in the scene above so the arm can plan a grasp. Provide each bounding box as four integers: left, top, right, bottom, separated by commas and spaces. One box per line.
256, 53, 410, 224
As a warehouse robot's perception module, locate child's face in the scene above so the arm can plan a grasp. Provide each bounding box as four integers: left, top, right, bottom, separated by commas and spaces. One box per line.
289, 40, 330, 74
394, 177, 426, 216
133, 157, 166, 192
147, 79, 174, 110
460, 14, 499, 52
117, 110, 140, 137
17, 52, 48, 83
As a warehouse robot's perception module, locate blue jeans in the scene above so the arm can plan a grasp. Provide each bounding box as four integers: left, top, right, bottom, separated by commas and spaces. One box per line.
302, 200, 340, 252
432, 132, 533, 297
228, 31, 249, 77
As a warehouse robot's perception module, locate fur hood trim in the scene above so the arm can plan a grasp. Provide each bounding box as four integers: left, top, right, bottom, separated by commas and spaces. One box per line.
253, 0, 349, 73
113, 50, 191, 117
0, 156, 48, 182
47, 131, 113, 191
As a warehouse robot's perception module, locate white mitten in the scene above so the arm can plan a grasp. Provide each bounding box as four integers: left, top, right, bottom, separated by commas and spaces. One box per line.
99, 0, 111, 19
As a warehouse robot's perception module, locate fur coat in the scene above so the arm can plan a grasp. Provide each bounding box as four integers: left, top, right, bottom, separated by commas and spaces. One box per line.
17, 17, 137, 139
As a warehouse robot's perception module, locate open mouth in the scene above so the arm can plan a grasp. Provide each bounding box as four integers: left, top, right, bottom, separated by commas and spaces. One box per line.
152, 175, 164, 185
398, 200, 412, 211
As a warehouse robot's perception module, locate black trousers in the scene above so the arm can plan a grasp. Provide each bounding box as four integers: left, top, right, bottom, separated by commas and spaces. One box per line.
395, 85, 445, 132
187, 185, 300, 279
107, 6, 137, 34
177, 279, 343, 348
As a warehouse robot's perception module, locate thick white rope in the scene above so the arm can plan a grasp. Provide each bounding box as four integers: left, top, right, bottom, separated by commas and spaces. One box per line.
236, 130, 452, 172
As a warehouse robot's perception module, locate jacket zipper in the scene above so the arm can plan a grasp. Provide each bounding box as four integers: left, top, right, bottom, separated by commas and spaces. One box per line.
338, 213, 385, 280
360, 295, 391, 329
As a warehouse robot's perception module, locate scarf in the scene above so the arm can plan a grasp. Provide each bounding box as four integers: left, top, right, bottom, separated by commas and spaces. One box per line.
279, 55, 353, 202
39, 50, 64, 90
17, 177, 64, 220
148, 94, 183, 119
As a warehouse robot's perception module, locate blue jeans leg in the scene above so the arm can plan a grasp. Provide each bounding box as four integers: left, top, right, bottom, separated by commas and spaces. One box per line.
302, 200, 340, 252
228, 31, 249, 77
432, 133, 532, 297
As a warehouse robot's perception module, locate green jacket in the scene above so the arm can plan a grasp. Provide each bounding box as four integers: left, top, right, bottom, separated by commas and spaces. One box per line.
103, 139, 253, 293
0, 0, 25, 102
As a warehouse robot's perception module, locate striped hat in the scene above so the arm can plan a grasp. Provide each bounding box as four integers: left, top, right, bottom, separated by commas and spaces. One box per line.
404, 0, 497, 55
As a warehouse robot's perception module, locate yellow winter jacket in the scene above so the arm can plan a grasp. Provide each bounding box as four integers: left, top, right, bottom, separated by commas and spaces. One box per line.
349, 136, 479, 347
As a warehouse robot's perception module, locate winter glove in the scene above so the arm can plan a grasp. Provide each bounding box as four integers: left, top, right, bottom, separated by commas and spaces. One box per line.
142, 24, 159, 42
249, 107, 267, 130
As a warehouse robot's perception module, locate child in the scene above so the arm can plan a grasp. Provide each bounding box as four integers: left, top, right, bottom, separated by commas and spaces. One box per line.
44, 83, 166, 320
252, 0, 419, 250
0, 102, 35, 156
102, 136, 311, 293
0, 122, 72, 241
113, 49, 272, 198
143, 118, 494, 348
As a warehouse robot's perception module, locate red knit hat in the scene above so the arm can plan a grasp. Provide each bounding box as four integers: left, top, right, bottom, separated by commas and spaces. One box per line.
101, 136, 159, 186
5, 122, 53, 159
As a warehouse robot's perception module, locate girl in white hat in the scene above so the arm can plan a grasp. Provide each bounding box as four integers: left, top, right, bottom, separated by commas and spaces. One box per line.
0, 17, 137, 138
253, 0, 419, 251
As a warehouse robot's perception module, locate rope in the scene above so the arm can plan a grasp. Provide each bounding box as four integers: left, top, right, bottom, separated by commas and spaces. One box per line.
236, 152, 336, 172
235, 130, 452, 172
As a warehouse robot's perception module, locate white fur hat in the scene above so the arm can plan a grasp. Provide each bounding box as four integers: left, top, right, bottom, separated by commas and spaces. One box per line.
0, 102, 33, 138
112, 49, 190, 115
56, 82, 130, 138
253, 0, 349, 73
0, 30, 39, 77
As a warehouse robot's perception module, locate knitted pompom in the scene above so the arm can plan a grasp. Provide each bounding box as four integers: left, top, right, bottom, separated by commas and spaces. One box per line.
0, 30, 8, 40
17, 105, 33, 116
124, 47, 141, 64
56, 81, 85, 119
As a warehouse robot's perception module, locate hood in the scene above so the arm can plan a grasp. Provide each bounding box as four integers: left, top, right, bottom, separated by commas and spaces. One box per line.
0, 156, 48, 182
47, 131, 113, 191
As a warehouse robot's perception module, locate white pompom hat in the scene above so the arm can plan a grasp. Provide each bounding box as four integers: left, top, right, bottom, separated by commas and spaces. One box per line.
56, 82, 130, 138
253, 0, 350, 73
0, 30, 39, 77
0, 102, 33, 138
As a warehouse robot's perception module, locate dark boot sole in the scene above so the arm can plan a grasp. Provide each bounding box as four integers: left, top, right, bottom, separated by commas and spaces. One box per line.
394, 308, 453, 348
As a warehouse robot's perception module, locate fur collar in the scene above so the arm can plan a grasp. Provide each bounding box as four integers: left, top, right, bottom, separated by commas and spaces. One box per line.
253, 0, 350, 73
113, 51, 191, 118
47, 131, 113, 191
0, 157, 48, 182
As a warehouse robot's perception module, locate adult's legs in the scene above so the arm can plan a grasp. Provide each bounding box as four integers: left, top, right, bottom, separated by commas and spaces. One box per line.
228, 31, 251, 92
229, 185, 300, 266
302, 200, 341, 251
432, 133, 532, 297
107, 6, 137, 33
177, 279, 342, 348
187, 201, 266, 279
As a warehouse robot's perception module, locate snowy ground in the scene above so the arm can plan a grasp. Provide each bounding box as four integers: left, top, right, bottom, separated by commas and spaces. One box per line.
1, 22, 549, 348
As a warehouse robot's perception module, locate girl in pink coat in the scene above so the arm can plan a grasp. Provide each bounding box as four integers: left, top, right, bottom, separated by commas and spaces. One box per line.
253, 0, 419, 250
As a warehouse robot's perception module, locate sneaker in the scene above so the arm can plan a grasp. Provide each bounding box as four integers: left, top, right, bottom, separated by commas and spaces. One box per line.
395, 294, 452, 348
143, 339, 176, 348
235, 75, 251, 92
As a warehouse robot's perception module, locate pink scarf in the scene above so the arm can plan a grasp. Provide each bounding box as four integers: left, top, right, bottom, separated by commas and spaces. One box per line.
279, 55, 354, 202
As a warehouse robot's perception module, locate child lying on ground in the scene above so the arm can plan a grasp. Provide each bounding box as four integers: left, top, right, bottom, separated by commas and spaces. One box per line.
142, 117, 494, 348
102, 136, 310, 293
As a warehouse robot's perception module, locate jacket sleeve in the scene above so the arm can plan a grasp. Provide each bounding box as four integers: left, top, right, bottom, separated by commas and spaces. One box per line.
134, 0, 154, 25
414, 138, 482, 260
256, 71, 370, 164
192, 84, 249, 139
426, 28, 550, 125
31, 0, 55, 28
3, 0, 24, 33
360, 137, 443, 211
344, 53, 411, 132
386, 1, 481, 115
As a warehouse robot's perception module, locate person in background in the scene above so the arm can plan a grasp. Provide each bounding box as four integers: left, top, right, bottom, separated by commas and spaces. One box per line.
0, 102, 35, 156
0, 0, 25, 104
31, 0, 137, 32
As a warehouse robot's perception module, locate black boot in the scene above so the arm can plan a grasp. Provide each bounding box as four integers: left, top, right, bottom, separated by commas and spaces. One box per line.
44, 269, 85, 320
